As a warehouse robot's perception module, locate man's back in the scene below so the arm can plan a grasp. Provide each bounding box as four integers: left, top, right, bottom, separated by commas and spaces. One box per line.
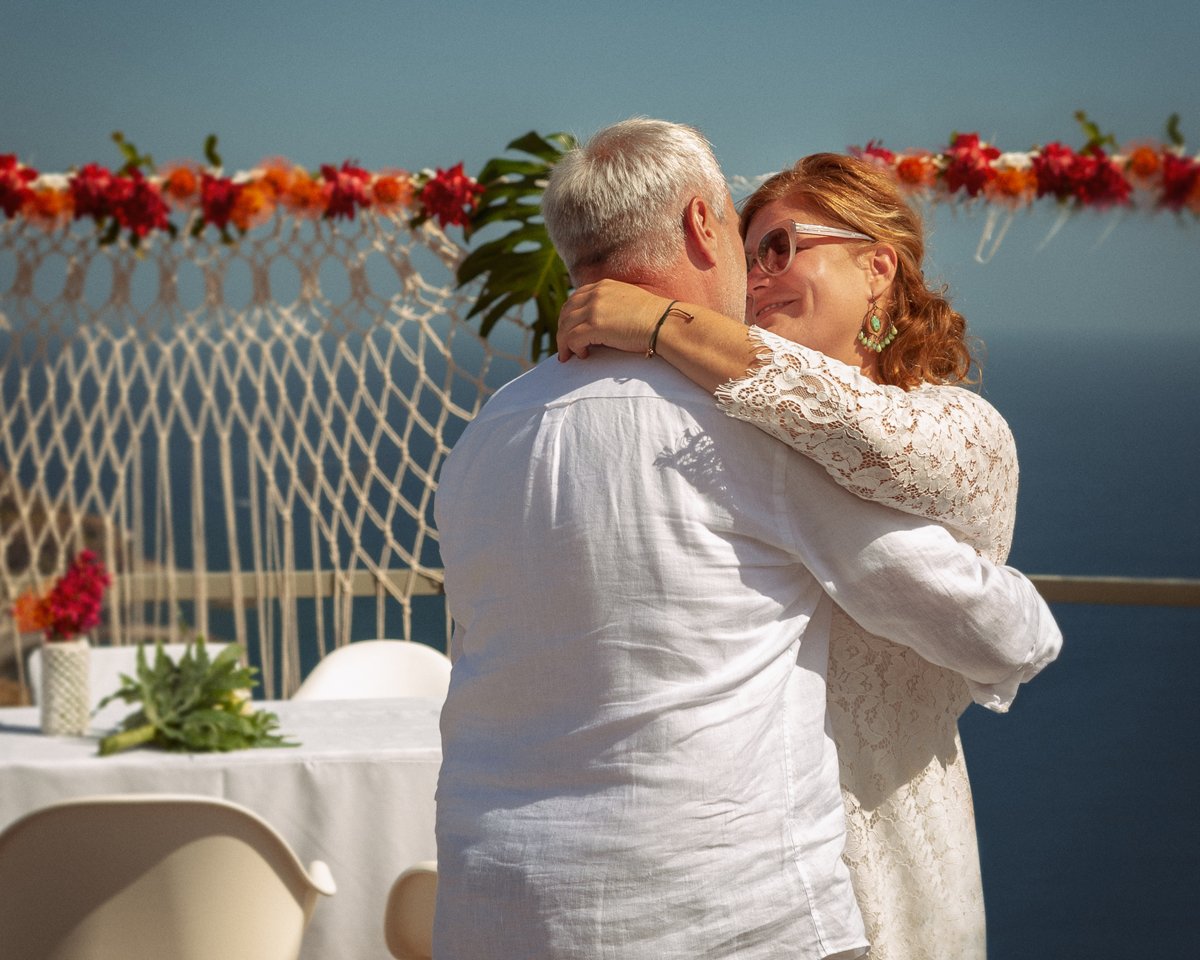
433, 350, 863, 959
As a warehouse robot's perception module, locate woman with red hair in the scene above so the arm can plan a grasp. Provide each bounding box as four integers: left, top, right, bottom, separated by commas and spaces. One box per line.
558, 153, 1022, 959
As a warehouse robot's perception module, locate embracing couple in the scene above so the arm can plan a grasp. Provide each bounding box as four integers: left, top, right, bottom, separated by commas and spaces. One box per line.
432, 118, 1062, 960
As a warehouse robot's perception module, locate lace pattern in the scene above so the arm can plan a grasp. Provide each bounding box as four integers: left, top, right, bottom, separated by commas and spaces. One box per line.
716, 327, 1019, 959
715, 326, 1017, 562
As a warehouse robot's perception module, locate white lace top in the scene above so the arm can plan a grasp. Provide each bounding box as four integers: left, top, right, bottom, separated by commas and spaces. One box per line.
715, 326, 1021, 960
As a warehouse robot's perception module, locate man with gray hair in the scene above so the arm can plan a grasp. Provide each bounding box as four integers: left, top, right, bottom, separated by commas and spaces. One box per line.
432, 118, 1059, 959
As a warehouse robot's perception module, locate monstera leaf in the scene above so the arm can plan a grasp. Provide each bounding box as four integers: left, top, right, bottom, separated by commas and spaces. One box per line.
457, 131, 577, 361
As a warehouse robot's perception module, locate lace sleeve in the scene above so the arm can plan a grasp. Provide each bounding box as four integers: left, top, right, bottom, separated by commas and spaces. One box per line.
714, 326, 1018, 562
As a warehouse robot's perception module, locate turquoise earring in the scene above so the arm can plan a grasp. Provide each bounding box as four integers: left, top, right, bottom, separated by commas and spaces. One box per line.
857, 297, 897, 353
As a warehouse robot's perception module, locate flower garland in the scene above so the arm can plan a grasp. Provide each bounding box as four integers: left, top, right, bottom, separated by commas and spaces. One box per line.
3, 116, 1196, 252
0, 134, 484, 246
851, 113, 1199, 215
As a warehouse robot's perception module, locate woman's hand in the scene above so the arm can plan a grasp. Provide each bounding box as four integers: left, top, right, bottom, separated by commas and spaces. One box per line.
556, 280, 673, 361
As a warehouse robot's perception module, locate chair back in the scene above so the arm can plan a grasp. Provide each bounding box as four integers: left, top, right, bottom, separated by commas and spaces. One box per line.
384, 860, 438, 960
292, 640, 451, 702
0, 794, 336, 960
27, 642, 230, 726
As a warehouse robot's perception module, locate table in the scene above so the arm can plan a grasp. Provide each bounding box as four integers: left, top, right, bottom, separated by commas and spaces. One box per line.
0, 697, 442, 960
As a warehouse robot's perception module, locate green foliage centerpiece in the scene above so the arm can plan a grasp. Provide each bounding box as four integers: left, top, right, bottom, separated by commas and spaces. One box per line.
96, 639, 293, 756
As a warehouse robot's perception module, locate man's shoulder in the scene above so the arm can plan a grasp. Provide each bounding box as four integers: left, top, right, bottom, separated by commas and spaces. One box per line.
477, 350, 713, 420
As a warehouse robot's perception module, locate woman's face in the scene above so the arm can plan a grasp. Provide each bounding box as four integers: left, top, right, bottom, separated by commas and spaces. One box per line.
743, 199, 877, 369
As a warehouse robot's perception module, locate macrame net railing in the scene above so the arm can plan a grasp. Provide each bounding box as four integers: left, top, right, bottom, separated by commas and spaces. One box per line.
1, 215, 533, 698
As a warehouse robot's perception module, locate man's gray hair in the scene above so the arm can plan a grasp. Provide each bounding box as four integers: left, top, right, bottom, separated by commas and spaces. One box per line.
542, 118, 729, 279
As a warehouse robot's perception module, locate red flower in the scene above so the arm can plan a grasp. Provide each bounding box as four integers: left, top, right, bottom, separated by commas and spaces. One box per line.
321, 161, 372, 220
942, 133, 1000, 197
1032, 143, 1131, 207
111, 169, 171, 237
1074, 149, 1132, 207
855, 140, 896, 166
200, 173, 243, 232
418, 162, 483, 228
1, 154, 38, 218
69, 163, 120, 222
1158, 152, 1200, 211
1030, 142, 1081, 201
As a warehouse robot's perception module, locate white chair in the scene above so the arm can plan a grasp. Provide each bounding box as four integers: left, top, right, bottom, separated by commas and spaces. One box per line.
0, 793, 336, 960
292, 639, 451, 702
384, 860, 438, 960
27, 642, 230, 727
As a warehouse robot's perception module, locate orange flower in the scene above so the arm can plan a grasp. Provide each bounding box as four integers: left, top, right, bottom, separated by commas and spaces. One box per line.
1125, 144, 1161, 181
282, 169, 327, 217
26, 186, 74, 229
895, 153, 937, 187
256, 158, 297, 199
161, 164, 201, 205
988, 165, 1037, 204
371, 172, 414, 212
12, 589, 52, 633
230, 179, 276, 230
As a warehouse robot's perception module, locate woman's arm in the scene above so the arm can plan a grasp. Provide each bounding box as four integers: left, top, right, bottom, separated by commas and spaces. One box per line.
557, 279, 760, 393
722, 326, 1018, 560
557, 280, 1018, 559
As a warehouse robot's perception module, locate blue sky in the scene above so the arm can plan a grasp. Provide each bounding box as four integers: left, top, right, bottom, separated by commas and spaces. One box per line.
4, 0, 1197, 183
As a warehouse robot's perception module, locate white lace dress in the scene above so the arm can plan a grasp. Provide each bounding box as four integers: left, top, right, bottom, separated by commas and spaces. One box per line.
715, 328, 1019, 960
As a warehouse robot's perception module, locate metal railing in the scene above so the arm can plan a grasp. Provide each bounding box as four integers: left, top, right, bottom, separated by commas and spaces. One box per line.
107, 570, 1200, 608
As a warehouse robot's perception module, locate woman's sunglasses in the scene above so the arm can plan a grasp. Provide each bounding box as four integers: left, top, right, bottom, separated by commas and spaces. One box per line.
746, 221, 874, 276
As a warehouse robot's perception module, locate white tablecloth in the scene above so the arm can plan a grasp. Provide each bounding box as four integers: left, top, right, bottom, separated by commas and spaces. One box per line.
0, 697, 442, 960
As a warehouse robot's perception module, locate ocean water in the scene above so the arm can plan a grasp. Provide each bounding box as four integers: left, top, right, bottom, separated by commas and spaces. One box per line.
952, 323, 1198, 957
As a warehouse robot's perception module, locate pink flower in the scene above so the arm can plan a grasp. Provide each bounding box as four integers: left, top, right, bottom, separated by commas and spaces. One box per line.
418, 162, 483, 228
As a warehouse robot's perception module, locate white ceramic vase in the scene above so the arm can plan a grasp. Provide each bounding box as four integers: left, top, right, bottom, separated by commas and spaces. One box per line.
40, 637, 91, 736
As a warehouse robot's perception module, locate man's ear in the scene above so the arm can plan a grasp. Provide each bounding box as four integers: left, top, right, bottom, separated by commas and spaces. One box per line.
683, 196, 721, 268
867, 242, 899, 297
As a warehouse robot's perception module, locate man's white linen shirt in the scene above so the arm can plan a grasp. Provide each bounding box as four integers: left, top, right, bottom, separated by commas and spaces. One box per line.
433, 351, 1061, 960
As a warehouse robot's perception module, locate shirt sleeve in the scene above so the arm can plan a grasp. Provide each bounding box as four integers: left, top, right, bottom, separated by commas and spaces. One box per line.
716, 326, 1019, 562
775, 454, 1061, 713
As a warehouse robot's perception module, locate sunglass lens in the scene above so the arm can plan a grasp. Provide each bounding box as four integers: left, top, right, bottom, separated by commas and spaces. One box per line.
758, 227, 792, 275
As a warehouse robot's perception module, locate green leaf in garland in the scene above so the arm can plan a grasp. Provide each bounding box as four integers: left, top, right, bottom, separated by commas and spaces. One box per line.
457, 131, 577, 361
203, 134, 222, 169
1165, 113, 1185, 148
1074, 110, 1116, 152
111, 131, 154, 176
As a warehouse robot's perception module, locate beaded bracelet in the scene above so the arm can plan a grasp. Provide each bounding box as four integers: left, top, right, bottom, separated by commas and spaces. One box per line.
646, 300, 680, 358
